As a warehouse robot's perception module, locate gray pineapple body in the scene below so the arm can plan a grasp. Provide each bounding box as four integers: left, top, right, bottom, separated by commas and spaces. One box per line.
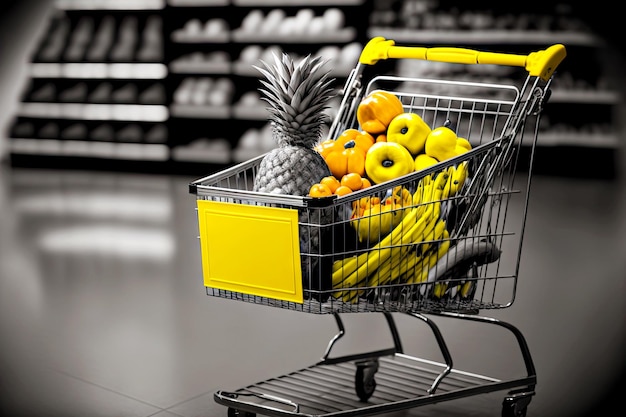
253, 146, 331, 195
251, 52, 337, 292
253, 145, 334, 289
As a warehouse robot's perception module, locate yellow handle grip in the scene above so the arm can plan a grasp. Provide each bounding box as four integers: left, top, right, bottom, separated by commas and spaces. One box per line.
359, 37, 566, 81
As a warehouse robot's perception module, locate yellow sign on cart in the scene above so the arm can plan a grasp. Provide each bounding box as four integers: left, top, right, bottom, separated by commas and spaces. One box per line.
196, 200, 303, 303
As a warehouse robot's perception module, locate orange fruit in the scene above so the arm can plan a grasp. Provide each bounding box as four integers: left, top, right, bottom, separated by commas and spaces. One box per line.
314, 139, 340, 158
341, 172, 363, 191
320, 175, 341, 193
361, 177, 372, 189
334, 185, 353, 196
309, 183, 332, 198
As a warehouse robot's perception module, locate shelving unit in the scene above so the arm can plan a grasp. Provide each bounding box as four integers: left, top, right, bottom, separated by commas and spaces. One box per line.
367, 0, 622, 177
7, 0, 619, 177
7, 0, 371, 175
165, 0, 371, 174
8, 0, 170, 172
366, 28, 602, 46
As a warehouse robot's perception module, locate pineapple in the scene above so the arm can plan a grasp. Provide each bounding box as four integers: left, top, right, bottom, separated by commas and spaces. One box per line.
252, 52, 335, 195
253, 52, 337, 295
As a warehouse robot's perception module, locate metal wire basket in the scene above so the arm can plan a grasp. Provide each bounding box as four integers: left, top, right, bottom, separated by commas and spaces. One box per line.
190, 38, 565, 316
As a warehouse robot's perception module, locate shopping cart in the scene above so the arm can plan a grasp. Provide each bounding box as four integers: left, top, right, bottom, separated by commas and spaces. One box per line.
189, 37, 566, 417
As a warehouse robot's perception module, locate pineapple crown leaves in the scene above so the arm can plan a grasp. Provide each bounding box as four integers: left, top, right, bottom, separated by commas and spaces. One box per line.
254, 52, 336, 149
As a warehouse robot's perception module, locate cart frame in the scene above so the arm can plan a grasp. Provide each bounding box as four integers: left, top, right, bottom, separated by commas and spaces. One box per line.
190, 37, 565, 417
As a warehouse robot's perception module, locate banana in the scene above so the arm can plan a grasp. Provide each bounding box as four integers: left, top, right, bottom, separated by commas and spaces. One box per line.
334, 186, 446, 302
369, 214, 444, 289
412, 173, 433, 206
332, 255, 356, 274
449, 161, 469, 197
333, 200, 416, 287
336, 203, 436, 302
332, 204, 420, 298
406, 228, 450, 285
413, 169, 447, 221
427, 239, 501, 284
333, 168, 454, 304
433, 281, 448, 299
343, 198, 447, 303
393, 186, 413, 206
447, 278, 475, 300
419, 238, 502, 297
441, 165, 456, 200
368, 211, 442, 286
459, 279, 475, 298
434, 272, 478, 300
395, 219, 447, 283
441, 160, 470, 200
365, 246, 406, 288
331, 249, 367, 288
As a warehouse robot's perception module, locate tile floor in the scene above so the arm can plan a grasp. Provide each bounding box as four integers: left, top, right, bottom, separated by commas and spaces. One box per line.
0, 160, 624, 417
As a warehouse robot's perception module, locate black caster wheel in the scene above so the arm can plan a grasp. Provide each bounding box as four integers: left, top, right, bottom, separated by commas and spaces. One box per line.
355, 359, 379, 402
502, 392, 533, 417
502, 401, 527, 417
228, 407, 256, 417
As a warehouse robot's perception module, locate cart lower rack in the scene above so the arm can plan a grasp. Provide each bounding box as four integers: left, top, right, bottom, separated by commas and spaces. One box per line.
190, 37, 565, 417
214, 311, 536, 417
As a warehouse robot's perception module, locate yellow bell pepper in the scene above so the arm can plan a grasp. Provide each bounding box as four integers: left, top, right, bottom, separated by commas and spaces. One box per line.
356, 90, 404, 135
316, 129, 374, 179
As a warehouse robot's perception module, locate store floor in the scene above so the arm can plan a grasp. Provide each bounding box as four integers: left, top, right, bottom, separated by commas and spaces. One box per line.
0, 160, 624, 417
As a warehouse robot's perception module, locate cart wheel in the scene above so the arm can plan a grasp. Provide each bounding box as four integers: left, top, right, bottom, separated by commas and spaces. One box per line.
501, 393, 532, 417
355, 359, 379, 402
502, 401, 526, 417
227, 407, 255, 417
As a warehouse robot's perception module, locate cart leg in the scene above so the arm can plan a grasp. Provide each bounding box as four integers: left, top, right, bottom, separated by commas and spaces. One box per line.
435, 312, 537, 416
319, 312, 346, 362
382, 311, 404, 354
437, 311, 537, 382
320, 311, 403, 363
406, 312, 454, 394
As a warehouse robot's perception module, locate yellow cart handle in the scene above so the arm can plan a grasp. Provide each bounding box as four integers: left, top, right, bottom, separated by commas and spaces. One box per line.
360, 37, 566, 81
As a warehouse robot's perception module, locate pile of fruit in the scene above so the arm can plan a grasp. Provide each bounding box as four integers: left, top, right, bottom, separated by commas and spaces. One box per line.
308, 89, 498, 303
309, 90, 472, 196
332, 162, 479, 303
247, 52, 498, 303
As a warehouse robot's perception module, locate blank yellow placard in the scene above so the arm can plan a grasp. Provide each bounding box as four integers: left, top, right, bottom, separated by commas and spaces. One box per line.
196, 200, 303, 303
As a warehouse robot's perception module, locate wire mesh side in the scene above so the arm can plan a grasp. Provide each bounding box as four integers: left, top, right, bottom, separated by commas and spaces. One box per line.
193, 73, 548, 314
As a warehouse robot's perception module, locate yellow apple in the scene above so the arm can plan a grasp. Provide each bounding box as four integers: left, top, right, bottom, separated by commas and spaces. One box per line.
365, 141, 415, 184
387, 112, 431, 156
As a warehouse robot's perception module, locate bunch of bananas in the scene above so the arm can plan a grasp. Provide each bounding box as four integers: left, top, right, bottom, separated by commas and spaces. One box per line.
332, 161, 470, 303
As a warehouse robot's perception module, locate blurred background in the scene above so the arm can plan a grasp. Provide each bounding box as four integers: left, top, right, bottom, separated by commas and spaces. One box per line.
0, 1, 624, 417
1, 0, 625, 176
